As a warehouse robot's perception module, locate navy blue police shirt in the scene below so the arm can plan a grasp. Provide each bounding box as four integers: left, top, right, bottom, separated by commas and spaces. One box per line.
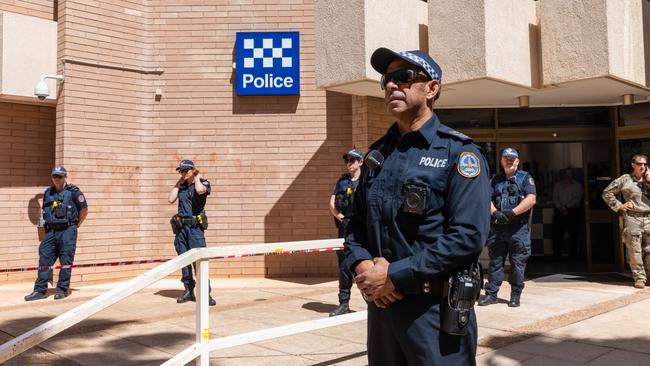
490, 170, 536, 218
177, 179, 211, 217
333, 174, 360, 217
344, 114, 491, 295
42, 184, 87, 224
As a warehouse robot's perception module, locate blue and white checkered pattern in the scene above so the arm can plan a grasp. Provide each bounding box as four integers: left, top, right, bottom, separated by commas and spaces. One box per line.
242, 38, 293, 69
399, 51, 440, 81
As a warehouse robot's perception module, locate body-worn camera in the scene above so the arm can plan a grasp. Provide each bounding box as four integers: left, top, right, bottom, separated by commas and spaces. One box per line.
401, 184, 427, 215
441, 261, 483, 336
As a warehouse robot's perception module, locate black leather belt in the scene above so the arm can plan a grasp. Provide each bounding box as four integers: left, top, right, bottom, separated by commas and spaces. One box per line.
180, 217, 198, 225
627, 211, 650, 217
45, 223, 71, 231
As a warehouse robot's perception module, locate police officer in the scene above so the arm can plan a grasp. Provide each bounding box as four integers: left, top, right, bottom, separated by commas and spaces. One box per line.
168, 159, 215, 306
479, 148, 536, 308
345, 47, 490, 365
25, 166, 88, 301
602, 154, 650, 289
328, 148, 364, 317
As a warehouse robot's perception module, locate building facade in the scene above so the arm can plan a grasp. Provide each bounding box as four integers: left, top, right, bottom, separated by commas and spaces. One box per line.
1, 0, 649, 285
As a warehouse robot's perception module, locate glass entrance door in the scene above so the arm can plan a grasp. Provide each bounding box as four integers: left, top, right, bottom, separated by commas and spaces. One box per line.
583, 142, 618, 271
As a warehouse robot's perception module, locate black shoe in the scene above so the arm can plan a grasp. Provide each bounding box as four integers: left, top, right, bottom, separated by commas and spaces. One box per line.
209, 296, 216, 306
177, 289, 195, 303
509, 292, 521, 307
24, 291, 46, 301
329, 302, 350, 317
478, 295, 498, 306
54, 290, 68, 300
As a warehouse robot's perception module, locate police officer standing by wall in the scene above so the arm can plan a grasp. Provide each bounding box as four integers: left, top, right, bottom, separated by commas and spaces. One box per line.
602, 154, 650, 289
479, 148, 536, 308
168, 159, 216, 306
25, 166, 88, 301
328, 148, 363, 317
345, 47, 490, 365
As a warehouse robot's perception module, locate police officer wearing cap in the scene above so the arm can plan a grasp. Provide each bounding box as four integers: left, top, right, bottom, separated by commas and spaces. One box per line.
168, 159, 215, 306
479, 148, 536, 308
345, 47, 490, 365
25, 166, 88, 301
328, 148, 364, 317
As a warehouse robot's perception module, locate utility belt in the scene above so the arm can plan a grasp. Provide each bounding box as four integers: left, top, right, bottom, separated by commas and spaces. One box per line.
44, 223, 75, 231
626, 211, 650, 218
170, 213, 208, 234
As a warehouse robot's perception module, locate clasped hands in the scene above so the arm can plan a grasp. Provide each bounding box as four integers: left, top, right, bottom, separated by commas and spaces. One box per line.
354, 257, 404, 308
492, 209, 516, 224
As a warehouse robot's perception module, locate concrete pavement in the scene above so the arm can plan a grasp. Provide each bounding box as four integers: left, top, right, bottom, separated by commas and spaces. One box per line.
0, 273, 649, 365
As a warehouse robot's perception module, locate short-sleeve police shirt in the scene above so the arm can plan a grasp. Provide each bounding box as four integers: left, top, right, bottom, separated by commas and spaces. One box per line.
177, 179, 211, 217
344, 114, 491, 294
333, 174, 360, 217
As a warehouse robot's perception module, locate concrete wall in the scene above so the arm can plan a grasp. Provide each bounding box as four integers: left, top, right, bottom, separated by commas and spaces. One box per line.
314, 0, 365, 87
0, 11, 57, 99
484, 0, 537, 87
429, 0, 486, 84
541, 0, 610, 85
607, 0, 647, 85
315, 0, 426, 88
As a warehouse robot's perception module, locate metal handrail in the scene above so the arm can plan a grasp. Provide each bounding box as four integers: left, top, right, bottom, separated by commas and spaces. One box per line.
0, 238, 355, 365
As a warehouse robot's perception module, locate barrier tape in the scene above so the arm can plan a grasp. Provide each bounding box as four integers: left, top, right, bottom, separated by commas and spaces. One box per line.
0, 246, 342, 273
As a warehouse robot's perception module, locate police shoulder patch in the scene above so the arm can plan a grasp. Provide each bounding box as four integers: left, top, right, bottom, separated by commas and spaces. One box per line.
78, 194, 85, 203
457, 152, 481, 178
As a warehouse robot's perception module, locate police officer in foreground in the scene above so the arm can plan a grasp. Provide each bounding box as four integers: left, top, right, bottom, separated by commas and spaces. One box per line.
602, 154, 650, 289
345, 47, 490, 365
479, 148, 536, 308
168, 159, 215, 306
328, 148, 364, 317
25, 166, 88, 301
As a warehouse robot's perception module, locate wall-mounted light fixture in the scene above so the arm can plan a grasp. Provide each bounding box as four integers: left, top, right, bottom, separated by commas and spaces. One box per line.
518, 95, 530, 108
622, 94, 634, 105
33, 74, 64, 100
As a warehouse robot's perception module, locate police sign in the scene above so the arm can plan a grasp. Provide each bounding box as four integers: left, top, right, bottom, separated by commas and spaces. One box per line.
235, 31, 300, 96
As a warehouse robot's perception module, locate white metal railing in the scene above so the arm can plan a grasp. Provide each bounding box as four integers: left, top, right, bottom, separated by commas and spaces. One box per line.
0, 238, 367, 365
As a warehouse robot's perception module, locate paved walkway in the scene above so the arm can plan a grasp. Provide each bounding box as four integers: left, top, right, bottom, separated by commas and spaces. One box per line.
0, 273, 649, 365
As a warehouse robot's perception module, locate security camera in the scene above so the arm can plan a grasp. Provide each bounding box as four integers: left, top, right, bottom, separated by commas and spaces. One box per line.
34, 80, 49, 100
33, 74, 64, 101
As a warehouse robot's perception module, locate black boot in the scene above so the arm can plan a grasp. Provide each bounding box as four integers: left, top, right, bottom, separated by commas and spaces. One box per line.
509, 292, 521, 307
24, 291, 46, 301
329, 302, 350, 317
177, 287, 196, 303
478, 294, 498, 306
209, 296, 216, 306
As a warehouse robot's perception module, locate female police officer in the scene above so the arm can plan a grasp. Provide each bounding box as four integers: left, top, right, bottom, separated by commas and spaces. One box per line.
168, 159, 215, 306
345, 48, 490, 366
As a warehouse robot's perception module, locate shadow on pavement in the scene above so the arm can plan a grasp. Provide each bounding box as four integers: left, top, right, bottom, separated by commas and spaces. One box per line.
302, 301, 339, 314
153, 289, 184, 300
479, 333, 650, 365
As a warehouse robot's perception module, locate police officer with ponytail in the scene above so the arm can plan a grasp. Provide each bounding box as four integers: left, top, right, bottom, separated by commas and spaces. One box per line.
479, 148, 536, 308
328, 148, 363, 316
168, 159, 216, 306
25, 166, 88, 301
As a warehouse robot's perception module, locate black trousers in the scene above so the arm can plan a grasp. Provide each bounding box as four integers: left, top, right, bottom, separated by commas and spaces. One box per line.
552, 208, 580, 258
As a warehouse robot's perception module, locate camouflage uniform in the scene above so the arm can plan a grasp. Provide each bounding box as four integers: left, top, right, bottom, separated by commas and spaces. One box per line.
602, 174, 650, 283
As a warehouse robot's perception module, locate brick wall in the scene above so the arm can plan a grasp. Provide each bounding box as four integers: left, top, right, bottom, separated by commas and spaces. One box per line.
0, 0, 353, 285
0, 102, 55, 283
0, 0, 54, 20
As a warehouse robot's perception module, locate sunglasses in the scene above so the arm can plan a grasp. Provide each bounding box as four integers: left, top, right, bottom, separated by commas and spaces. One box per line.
633, 162, 648, 166
381, 69, 430, 90
51, 175, 64, 178
178, 169, 191, 174
344, 158, 359, 164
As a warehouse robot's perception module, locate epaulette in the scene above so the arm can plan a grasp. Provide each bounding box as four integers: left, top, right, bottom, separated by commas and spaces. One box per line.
65, 184, 80, 193
437, 124, 473, 143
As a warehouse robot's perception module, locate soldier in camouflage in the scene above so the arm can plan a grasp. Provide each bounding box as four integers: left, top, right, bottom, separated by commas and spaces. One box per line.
602, 154, 650, 289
